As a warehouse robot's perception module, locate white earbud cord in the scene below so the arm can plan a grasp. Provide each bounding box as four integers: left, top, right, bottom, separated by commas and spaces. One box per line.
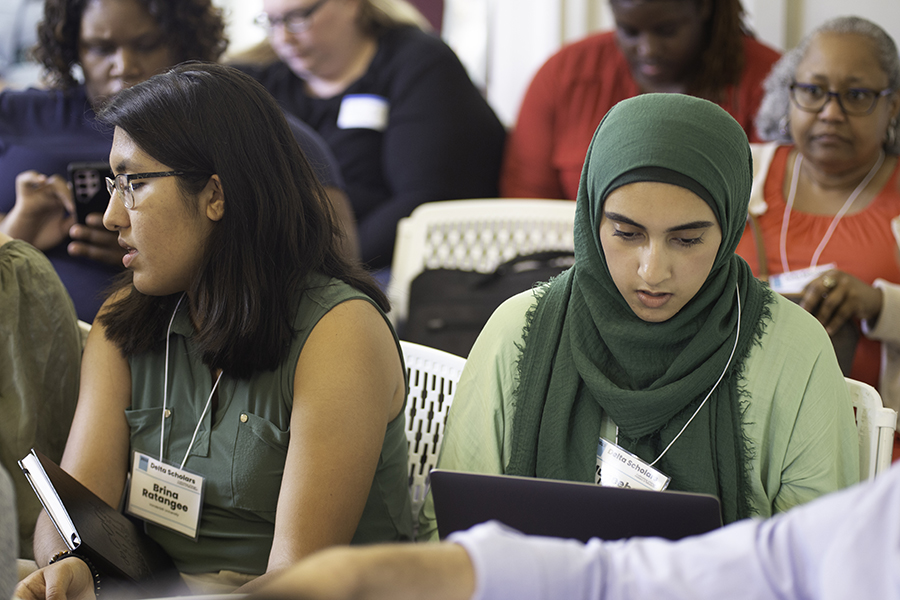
158, 292, 224, 470
649, 282, 742, 467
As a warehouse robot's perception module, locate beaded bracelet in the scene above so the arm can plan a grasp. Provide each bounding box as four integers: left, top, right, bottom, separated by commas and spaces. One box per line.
49, 550, 102, 599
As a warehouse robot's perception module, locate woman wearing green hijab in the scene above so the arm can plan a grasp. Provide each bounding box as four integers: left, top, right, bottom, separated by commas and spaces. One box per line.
418, 93, 859, 539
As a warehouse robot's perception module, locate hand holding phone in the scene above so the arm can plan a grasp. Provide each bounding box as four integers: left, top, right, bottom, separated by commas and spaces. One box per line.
68, 162, 113, 224
66, 162, 126, 267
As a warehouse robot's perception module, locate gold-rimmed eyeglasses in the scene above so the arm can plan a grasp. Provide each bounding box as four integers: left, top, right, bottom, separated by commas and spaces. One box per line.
789, 82, 894, 116
254, 0, 330, 34
105, 171, 184, 210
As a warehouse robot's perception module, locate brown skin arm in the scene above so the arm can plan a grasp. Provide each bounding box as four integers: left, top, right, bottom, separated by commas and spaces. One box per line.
252, 542, 476, 600
237, 299, 406, 592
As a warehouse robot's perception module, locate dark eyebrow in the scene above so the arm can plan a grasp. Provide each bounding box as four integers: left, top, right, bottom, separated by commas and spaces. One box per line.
604, 211, 715, 233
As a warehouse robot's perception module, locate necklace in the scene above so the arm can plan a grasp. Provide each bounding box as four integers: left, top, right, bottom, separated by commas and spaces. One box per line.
779, 149, 885, 273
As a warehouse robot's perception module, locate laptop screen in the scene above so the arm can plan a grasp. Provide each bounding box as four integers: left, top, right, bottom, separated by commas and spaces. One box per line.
431, 469, 723, 542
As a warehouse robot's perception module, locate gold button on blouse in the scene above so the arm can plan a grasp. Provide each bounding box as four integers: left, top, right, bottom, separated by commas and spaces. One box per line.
164, 409, 172, 418
240, 414, 248, 423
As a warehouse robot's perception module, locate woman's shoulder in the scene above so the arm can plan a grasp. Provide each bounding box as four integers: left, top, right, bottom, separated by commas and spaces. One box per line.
299, 274, 377, 314
363, 26, 473, 97
538, 31, 623, 81
377, 26, 460, 68
554, 30, 619, 59
234, 60, 297, 94
748, 291, 835, 374
741, 291, 847, 427
466, 288, 542, 363
740, 35, 782, 71
0, 85, 88, 113
0, 237, 47, 267
765, 292, 831, 341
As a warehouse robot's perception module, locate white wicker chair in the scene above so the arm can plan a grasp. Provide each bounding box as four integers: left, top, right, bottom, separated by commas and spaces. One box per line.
847, 377, 897, 480
388, 198, 576, 328
400, 340, 466, 522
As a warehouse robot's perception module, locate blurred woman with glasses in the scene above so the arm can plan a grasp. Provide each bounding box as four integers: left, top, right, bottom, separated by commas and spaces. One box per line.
736, 16, 900, 409
239, 0, 506, 272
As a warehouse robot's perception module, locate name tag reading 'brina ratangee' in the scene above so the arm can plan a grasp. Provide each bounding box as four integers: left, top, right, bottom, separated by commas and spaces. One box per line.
126, 452, 205, 539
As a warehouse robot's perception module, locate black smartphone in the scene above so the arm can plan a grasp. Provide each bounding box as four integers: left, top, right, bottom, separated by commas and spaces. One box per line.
67, 161, 113, 224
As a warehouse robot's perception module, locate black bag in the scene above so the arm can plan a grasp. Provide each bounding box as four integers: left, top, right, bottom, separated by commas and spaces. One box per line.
402, 251, 575, 357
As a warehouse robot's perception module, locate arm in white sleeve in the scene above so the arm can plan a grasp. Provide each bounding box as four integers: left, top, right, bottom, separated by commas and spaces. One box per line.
452, 464, 900, 600
863, 279, 900, 344
863, 280, 900, 411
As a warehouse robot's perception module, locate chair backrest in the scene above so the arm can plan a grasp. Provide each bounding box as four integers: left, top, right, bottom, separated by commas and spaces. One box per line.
400, 340, 466, 521
388, 198, 576, 328
846, 377, 898, 480
77, 319, 91, 348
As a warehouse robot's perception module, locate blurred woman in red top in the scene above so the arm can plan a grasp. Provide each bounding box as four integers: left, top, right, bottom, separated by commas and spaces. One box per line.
501, 0, 780, 201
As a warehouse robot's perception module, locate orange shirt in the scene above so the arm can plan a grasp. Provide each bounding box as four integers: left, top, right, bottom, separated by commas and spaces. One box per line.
500, 32, 781, 200
736, 145, 900, 387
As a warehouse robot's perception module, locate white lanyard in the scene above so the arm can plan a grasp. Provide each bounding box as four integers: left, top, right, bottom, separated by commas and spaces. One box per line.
600, 284, 742, 490
159, 293, 224, 469
779, 150, 884, 273
648, 282, 742, 467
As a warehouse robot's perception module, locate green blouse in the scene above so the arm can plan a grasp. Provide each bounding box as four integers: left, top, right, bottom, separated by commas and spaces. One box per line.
127, 273, 413, 574
418, 288, 860, 540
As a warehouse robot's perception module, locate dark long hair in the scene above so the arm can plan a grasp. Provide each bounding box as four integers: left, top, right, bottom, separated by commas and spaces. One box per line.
695, 0, 749, 101
33, 0, 227, 89
96, 62, 387, 378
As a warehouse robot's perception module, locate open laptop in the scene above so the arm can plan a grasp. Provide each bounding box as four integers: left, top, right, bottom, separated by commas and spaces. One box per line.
430, 469, 723, 542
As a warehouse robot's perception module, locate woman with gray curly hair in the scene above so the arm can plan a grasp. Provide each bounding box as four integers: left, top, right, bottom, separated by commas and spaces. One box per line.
735, 16, 900, 408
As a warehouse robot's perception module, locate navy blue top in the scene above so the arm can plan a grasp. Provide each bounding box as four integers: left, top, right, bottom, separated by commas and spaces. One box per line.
0, 85, 343, 321
241, 27, 506, 269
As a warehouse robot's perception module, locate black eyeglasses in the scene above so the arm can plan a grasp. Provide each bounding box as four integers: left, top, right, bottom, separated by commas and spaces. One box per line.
106, 171, 184, 209
789, 82, 894, 116
254, 0, 330, 34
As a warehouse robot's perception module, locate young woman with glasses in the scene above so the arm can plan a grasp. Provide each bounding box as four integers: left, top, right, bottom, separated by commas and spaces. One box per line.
15, 63, 413, 599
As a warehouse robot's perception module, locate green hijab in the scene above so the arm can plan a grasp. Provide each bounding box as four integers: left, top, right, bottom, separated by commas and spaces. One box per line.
506, 94, 773, 523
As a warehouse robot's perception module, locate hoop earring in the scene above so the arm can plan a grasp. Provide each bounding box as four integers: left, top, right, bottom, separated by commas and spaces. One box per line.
779, 115, 790, 138
886, 118, 898, 147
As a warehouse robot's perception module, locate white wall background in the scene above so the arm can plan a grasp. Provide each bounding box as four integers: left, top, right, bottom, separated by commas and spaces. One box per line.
214, 0, 265, 53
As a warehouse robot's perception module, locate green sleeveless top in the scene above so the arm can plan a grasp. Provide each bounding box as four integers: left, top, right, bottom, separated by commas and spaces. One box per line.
125, 273, 413, 574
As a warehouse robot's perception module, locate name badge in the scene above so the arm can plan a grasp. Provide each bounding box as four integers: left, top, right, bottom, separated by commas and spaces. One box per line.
768, 263, 837, 295
126, 452, 204, 539
337, 94, 389, 131
595, 439, 670, 491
